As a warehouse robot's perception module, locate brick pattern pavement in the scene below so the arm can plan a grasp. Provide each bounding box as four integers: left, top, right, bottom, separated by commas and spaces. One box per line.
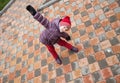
0, 0, 120, 83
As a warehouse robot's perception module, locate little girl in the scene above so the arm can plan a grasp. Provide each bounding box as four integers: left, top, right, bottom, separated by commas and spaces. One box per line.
26, 5, 78, 64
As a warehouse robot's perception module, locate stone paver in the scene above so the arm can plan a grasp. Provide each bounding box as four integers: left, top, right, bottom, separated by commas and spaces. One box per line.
0, 0, 120, 83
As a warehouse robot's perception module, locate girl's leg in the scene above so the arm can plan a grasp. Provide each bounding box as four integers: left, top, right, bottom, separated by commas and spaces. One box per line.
57, 39, 78, 52
57, 39, 73, 49
46, 45, 58, 59
46, 45, 62, 64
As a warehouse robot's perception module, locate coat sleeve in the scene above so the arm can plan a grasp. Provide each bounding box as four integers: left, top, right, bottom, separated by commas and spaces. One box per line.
33, 12, 50, 29
60, 32, 70, 39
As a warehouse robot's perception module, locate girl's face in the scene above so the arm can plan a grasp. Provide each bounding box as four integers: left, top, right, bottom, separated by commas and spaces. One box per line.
60, 26, 70, 32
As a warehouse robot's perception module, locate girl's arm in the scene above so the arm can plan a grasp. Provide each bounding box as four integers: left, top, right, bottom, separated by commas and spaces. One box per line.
60, 32, 71, 41
26, 5, 50, 29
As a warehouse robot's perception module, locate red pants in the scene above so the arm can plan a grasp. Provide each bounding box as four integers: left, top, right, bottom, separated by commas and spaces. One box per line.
46, 39, 73, 59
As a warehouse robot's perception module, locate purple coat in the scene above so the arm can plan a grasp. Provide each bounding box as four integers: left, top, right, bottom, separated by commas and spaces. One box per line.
34, 12, 70, 45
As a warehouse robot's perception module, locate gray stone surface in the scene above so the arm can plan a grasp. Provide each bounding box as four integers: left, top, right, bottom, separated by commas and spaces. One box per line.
108, 0, 115, 4
9, 66, 15, 73
49, 79, 56, 83
81, 66, 90, 75
89, 13, 96, 19
117, 53, 120, 61
9, 80, 14, 83
111, 64, 120, 75
23, 49, 28, 55
99, 0, 104, 3
60, 46, 66, 51
79, 29, 86, 36
56, 67, 63, 76
106, 77, 116, 83
16, 57, 22, 64
98, 34, 106, 42
65, 1, 70, 5
3, 75, 8, 83
77, 51, 85, 59
0, 71, 2, 77
114, 7, 120, 13
83, 40, 91, 48
34, 68, 41, 77
48, 63, 55, 71
72, 2, 77, 7
41, 46, 46, 53
109, 15, 117, 23
35, 44, 40, 50
81, 11, 88, 17
65, 72, 73, 82
41, 59, 47, 67
93, 44, 101, 52
85, 20, 92, 27
66, 9, 72, 14
11, 54, 16, 61
104, 48, 113, 57
60, 7, 65, 12
87, 55, 96, 64
62, 57, 70, 65
110, 37, 119, 45
74, 38, 81, 45
28, 53, 34, 59
5, 62, 9, 69
78, 2, 83, 8
71, 61, 79, 70
22, 60, 27, 67
98, 59, 108, 69
0, 59, 4, 66
74, 78, 83, 83
115, 28, 120, 35
28, 64, 34, 72
89, 32, 96, 39
76, 19, 82, 25
92, 71, 102, 82
28, 41, 33, 48
103, 6, 110, 13
34, 55, 40, 62
93, 23, 101, 29
94, 5, 101, 10
74, 9, 80, 15
42, 73, 48, 83
104, 25, 112, 32
71, 27, 78, 33
28, 79, 34, 83
85, 3, 92, 9
21, 74, 27, 83
99, 14, 106, 20
15, 70, 21, 77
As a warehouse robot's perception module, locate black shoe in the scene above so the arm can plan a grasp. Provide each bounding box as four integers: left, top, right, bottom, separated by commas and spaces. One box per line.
71, 47, 79, 53
56, 57, 62, 65
26, 5, 36, 16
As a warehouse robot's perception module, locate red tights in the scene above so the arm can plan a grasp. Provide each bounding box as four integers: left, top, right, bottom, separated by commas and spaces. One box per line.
46, 39, 73, 59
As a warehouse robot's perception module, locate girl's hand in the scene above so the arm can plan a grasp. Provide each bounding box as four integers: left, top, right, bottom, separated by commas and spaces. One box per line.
66, 36, 71, 41
26, 5, 37, 16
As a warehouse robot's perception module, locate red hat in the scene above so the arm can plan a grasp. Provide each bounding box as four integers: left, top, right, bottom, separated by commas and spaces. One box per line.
59, 16, 71, 27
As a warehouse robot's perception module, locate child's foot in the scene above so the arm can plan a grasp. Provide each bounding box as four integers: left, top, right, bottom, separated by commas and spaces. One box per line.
71, 47, 79, 52
56, 57, 62, 65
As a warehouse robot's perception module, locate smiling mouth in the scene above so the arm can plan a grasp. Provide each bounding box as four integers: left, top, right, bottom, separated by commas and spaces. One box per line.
65, 28, 69, 31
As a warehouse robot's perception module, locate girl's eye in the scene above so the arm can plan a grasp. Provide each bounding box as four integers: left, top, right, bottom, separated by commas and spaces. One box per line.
65, 27, 67, 30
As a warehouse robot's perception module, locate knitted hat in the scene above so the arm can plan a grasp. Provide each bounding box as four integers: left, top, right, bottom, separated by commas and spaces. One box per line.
59, 16, 71, 27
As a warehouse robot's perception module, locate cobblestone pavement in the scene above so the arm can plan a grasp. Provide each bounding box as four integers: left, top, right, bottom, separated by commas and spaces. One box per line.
0, 0, 120, 83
